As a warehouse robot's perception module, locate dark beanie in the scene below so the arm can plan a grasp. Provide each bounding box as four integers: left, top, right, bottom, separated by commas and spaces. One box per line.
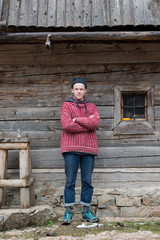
71, 78, 87, 89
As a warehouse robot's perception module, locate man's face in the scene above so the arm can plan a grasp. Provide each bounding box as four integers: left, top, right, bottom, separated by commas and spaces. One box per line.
72, 83, 87, 101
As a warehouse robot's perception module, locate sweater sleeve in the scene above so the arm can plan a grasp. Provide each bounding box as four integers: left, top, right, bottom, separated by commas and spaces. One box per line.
75, 104, 100, 130
61, 103, 89, 133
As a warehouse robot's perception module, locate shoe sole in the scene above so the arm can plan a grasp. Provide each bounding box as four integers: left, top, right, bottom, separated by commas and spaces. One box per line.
62, 220, 72, 225
82, 218, 99, 223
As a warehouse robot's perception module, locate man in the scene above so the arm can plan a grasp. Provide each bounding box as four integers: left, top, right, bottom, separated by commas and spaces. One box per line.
60, 77, 100, 225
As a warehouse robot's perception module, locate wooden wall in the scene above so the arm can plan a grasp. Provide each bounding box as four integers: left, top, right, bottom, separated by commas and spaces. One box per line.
1, 41, 160, 191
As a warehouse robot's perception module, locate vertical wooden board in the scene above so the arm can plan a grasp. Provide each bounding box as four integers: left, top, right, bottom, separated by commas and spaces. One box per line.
133, 0, 145, 25
114, 86, 121, 127
56, 0, 66, 27
19, 149, 30, 208
121, 0, 134, 25
144, 0, 156, 25
8, 0, 20, 26
47, 0, 56, 27
82, 0, 92, 27
74, 0, 82, 27
38, 0, 48, 27
92, 0, 106, 26
110, 0, 122, 26
0, 150, 7, 206
147, 0, 160, 26
28, 0, 39, 27
103, 0, 111, 26
19, 149, 29, 179
65, 0, 74, 27
1, 0, 9, 21
0, 0, 2, 20
18, 0, 29, 26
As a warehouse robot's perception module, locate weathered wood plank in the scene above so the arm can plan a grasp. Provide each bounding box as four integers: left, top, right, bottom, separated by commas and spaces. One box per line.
1, 129, 160, 149
47, 0, 56, 27
0, 83, 114, 107
144, 0, 156, 26
0, 150, 7, 206
121, 0, 134, 25
56, 0, 65, 27
0, 118, 112, 132
8, 0, 20, 26
82, 0, 92, 27
18, 0, 29, 26
0, 106, 113, 120
74, 0, 82, 27
1, 43, 160, 65
19, 149, 30, 208
38, 0, 48, 27
147, 0, 160, 25
65, 0, 73, 27
7, 147, 160, 169
92, 0, 107, 26
0, 0, 3, 20
1, 62, 160, 85
0, 178, 34, 188
110, 0, 122, 26
1, 0, 9, 22
133, 0, 145, 25
28, 0, 39, 27
8, 168, 160, 189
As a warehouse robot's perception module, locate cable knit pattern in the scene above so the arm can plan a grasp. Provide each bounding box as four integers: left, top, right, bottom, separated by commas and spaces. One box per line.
60, 100, 100, 155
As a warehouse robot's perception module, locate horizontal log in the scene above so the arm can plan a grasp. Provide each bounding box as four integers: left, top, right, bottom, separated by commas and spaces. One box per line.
7, 146, 160, 169
1, 32, 160, 44
0, 142, 28, 149
0, 178, 34, 187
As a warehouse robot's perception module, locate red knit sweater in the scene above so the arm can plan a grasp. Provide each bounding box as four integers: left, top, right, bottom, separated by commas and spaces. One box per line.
60, 98, 100, 155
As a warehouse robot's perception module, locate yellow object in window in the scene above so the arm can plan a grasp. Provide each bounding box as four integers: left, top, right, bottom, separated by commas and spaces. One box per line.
122, 118, 131, 121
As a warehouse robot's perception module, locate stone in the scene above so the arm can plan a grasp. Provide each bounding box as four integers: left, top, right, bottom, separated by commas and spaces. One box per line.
149, 206, 160, 217
121, 206, 160, 218
53, 207, 64, 218
143, 191, 160, 206
93, 189, 106, 196
97, 195, 115, 208
108, 189, 125, 195
116, 196, 141, 207
96, 207, 120, 217
120, 206, 149, 217
0, 205, 56, 231
126, 187, 160, 197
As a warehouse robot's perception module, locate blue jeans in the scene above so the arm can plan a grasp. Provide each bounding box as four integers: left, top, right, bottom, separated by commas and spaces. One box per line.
63, 153, 94, 207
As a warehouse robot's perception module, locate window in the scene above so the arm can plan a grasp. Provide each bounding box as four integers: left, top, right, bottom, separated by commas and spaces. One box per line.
114, 86, 154, 135
122, 93, 147, 120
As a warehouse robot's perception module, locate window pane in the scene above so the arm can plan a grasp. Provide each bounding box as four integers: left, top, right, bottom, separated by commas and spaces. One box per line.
123, 108, 134, 118
123, 95, 134, 106
135, 107, 145, 118
135, 95, 145, 106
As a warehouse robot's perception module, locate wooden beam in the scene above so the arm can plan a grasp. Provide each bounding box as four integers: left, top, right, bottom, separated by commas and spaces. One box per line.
0, 178, 34, 188
0, 143, 28, 150
0, 31, 160, 44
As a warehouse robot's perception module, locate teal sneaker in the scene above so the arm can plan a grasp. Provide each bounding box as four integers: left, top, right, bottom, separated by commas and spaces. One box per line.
82, 209, 99, 223
62, 210, 72, 225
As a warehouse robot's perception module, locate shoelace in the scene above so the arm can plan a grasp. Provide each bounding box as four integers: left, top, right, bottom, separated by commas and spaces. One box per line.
64, 212, 72, 218
85, 210, 96, 219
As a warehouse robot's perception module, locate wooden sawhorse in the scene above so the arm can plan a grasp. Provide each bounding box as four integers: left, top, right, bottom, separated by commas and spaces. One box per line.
0, 140, 35, 208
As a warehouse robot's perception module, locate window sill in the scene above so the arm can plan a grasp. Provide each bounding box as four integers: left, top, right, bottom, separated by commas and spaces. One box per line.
114, 120, 155, 135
